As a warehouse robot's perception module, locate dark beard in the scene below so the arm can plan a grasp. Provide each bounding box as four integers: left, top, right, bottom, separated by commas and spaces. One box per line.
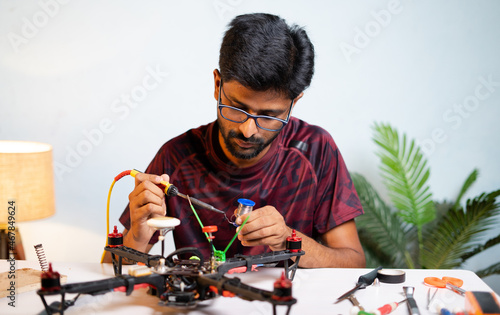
218, 119, 279, 160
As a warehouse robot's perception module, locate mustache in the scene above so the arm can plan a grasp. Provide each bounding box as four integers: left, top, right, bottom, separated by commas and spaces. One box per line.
228, 130, 264, 145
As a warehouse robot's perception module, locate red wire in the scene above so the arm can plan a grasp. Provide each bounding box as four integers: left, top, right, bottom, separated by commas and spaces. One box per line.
114, 170, 131, 181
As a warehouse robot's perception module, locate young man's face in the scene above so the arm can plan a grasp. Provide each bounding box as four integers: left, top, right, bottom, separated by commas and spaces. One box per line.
213, 70, 298, 168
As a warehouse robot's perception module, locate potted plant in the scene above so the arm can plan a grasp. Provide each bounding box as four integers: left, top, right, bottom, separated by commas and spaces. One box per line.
352, 122, 500, 277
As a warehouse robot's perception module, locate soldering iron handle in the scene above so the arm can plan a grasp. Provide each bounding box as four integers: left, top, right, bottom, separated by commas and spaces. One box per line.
130, 169, 174, 193
358, 266, 383, 286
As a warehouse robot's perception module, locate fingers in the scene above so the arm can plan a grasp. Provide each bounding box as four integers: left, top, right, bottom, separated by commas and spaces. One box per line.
160, 174, 170, 183
237, 206, 291, 250
130, 173, 169, 201
133, 172, 170, 189
235, 205, 271, 225
129, 173, 169, 224
239, 226, 283, 247
126, 172, 170, 247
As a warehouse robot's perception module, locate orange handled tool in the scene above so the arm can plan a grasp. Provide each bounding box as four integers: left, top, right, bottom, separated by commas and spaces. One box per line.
424, 276, 466, 296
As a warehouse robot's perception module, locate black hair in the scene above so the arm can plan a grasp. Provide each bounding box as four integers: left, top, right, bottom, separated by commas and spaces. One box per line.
219, 13, 315, 100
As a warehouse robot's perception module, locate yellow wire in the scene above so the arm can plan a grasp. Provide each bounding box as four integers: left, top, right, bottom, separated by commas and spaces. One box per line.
100, 179, 117, 263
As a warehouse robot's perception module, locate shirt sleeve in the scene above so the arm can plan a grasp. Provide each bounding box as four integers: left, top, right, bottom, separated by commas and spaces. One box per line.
311, 132, 364, 234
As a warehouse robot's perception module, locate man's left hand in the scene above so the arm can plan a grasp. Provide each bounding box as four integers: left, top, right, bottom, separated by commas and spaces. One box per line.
236, 205, 291, 251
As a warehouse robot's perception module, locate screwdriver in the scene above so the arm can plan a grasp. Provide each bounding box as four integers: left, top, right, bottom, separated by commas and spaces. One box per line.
372, 299, 406, 315
335, 266, 383, 303
130, 169, 224, 214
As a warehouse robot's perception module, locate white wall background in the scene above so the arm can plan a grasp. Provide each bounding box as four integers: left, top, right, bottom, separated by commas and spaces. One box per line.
1, 0, 499, 292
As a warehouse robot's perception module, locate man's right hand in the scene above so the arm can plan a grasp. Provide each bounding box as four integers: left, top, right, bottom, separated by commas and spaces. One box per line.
126, 172, 169, 251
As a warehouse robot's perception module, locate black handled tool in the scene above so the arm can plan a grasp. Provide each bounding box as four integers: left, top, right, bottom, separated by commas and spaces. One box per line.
334, 266, 383, 303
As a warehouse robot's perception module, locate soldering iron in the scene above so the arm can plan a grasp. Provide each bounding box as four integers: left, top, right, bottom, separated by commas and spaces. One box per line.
130, 169, 224, 214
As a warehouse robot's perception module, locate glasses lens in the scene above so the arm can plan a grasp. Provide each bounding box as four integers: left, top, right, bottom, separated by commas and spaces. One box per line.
220, 106, 247, 122
220, 106, 285, 131
255, 117, 284, 131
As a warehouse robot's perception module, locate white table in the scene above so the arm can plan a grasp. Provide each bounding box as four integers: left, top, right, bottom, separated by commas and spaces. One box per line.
0, 260, 497, 314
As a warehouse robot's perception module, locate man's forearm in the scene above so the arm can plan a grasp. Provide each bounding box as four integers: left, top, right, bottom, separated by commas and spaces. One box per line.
292, 230, 365, 268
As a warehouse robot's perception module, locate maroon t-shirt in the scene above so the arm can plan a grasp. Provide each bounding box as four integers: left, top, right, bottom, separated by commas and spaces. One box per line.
120, 117, 363, 259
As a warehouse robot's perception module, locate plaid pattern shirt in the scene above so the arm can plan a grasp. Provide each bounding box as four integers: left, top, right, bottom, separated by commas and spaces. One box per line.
120, 117, 363, 259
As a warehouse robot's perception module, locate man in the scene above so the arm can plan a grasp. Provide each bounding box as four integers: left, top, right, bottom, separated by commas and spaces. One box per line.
116, 13, 365, 268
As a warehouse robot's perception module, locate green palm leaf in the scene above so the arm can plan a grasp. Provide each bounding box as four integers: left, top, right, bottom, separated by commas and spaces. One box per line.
454, 169, 479, 210
372, 123, 436, 255
421, 190, 500, 269
476, 262, 500, 278
423, 200, 454, 237
461, 234, 500, 261
352, 173, 414, 268
373, 123, 436, 229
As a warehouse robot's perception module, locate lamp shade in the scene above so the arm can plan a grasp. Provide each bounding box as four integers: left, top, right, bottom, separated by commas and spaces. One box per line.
0, 141, 55, 224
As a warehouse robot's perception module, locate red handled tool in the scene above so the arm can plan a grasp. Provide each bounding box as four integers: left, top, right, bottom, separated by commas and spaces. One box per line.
373, 299, 406, 315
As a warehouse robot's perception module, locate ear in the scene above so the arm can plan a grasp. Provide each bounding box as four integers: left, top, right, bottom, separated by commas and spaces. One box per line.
213, 69, 221, 101
292, 92, 304, 109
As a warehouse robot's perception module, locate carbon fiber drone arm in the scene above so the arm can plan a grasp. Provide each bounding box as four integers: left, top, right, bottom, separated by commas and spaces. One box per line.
197, 274, 297, 312
37, 273, 166, 315
216, 250, 305, 280
105, 245, 163, 275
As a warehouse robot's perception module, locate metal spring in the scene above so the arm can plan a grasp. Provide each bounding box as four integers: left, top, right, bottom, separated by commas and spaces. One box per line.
34, 244, 48, 271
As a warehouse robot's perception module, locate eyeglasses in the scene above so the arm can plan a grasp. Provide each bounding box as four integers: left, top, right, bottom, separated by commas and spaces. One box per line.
218, 80, 293, 132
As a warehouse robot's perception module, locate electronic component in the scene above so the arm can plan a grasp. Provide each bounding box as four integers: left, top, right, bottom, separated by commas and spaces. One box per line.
285, 229, 302, 253
40, 263, 61, 292
107, 226, 123, 247
272, 272, 293, 301
34, 244, 48, 271
128, 265, 152, 277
